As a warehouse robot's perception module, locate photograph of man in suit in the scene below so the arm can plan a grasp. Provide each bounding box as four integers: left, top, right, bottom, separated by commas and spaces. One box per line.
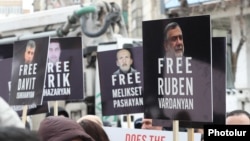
163, 22, 184, 58
24, 40, 36, 64
48, 40, 61, 66
113, 48, 137, 75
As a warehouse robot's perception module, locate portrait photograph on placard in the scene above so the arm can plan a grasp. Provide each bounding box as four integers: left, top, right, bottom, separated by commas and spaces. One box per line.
43, 37, 84, 101
143, 15, 212, 122
97, 46, 144, 116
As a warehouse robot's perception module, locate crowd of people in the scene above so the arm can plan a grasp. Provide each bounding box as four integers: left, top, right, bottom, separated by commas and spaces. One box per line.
0, 96, 250, 141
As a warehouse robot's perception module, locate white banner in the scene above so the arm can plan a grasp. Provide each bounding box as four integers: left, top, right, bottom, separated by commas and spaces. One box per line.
103, 127, 201, 141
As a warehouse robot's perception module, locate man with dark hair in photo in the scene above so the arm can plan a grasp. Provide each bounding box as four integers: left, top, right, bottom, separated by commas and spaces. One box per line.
48, 40, 61, 66
113, 48, 137, 75
24, 40, 36, 64
163, 22, 184, 58
226, 109, 250, 125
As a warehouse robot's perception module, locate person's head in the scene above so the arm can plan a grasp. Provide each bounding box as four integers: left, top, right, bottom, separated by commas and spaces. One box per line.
78, 119, 110, 141
163, 22, 184, 57
0, 126, 40, 141
141, 118, 163, 130
45, 107, 69, 118
226, 109, 250, 125
134, 117, 142, 129
24, 40, 36, 64
38, 116, 94, 141
77, 115, 103, 127
48, 41, 61, 65
116, 49, 133, 73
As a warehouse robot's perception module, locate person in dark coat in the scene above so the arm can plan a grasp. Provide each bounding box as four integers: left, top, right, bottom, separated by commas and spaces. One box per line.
38, 116, 95, 141
0, 126, 40, 141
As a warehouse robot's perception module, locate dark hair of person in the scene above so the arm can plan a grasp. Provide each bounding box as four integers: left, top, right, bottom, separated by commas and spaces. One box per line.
50, 38, 60, 43
226, 109, 250, 118
0, 126, 41, 141
78, 119, 110, 141
45, 107, 69, 118
26, 40, 36, 49
200, 134, 204, 141
163, 22, 180, 41
134, 117, 142, 129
